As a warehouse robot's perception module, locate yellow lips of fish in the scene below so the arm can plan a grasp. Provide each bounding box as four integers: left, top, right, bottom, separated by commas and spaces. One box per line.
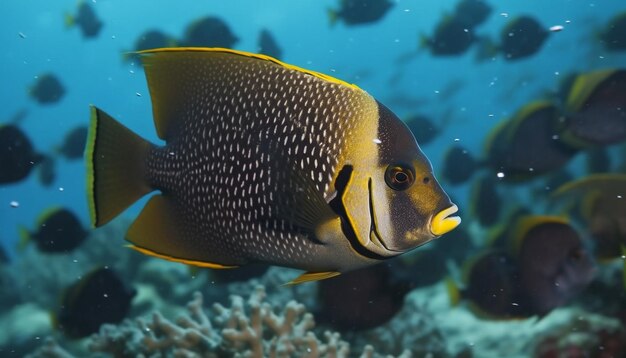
430, 204, 461, 236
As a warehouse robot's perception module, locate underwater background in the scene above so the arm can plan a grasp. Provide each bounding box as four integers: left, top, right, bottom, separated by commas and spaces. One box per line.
1, 0, 626, 357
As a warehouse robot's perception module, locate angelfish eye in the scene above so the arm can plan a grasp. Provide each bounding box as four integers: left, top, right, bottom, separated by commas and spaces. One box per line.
385, 164, 415, 191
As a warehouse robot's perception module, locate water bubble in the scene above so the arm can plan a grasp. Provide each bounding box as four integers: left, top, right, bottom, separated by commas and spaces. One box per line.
454, 138, 460, 142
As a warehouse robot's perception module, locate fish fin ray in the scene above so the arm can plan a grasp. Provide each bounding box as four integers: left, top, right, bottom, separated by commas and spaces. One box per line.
126, 195, 239, 268
86, 106, 153, 227
284, 271, 340, 285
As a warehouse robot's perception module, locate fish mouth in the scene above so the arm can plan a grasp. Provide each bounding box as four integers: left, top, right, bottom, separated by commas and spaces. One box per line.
430, 204, 461, 236
368, 178, 402, 253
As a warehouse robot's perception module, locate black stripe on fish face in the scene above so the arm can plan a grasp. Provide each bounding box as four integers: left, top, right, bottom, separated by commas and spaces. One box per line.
329, 165, 387, 261
368, 177, 401, 256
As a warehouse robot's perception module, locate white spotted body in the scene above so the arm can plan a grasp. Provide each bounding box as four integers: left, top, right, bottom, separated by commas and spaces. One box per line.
86, 48, 461, 281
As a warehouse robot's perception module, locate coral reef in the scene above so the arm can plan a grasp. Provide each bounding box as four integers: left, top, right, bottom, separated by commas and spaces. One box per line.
88, 286, 407, 357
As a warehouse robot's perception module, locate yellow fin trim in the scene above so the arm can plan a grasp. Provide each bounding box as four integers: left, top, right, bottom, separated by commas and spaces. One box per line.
127, 245, 239, 269
284, 271, 341, 285
512, 215, 569, 254
84, 106, 98, 228
445, 277, 461, 306
137, 47, 361, 91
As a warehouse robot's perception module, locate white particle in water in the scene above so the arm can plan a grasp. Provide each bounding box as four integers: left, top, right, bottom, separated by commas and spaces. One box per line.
58, 187, 64, 192
454, 138, 460, 142
10, 201, 19, 208
550, 25, 564, 32
497, 172, 505, 178
135, 92, 142, 97
373, 138, 382, 144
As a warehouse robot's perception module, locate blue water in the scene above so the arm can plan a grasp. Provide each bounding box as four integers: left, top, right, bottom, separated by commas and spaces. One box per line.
2, 1, 625, 253
1, 0, 625, 355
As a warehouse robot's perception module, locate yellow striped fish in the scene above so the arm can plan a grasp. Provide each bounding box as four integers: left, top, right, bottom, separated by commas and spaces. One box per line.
86, 48, 460, 284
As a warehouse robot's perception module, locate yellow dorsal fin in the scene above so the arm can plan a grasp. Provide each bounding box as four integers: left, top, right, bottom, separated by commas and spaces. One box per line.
511, 215, 569, 254
284, 271, 341, 285
137, 47, 360, 140
565, 69, 619, 112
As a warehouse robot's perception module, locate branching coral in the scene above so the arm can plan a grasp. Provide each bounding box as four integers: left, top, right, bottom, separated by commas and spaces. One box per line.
88, 286, 401, 358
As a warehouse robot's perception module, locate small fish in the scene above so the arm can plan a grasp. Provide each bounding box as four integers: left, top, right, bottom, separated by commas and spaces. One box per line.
86, 48, 460, 284
551, 174, 626, 260
19, 207, 87, 253
598, 12, 626, 52
57, 125, 88, 160
29, 73, 66, 105
469, 174, 502, 227
447, 250, 522, 319
449, 216, 596, 318
180, 17, 239, 48
258, 29, 282, 60
560, 69, 626, 148
64, 1, 103, 39
54, 267, 135, 338
440, 145, 479, 185
0, 124, 43, 184
328, 0, 393, 27
422, 15, 477, 56
499, 16, 550, 61
123, 30, 177, 63
317, 263, 410, 331
514, 216, 596, 316
481, 101, 579, 181
454, 0, 492, 28
404, 114, 440, 146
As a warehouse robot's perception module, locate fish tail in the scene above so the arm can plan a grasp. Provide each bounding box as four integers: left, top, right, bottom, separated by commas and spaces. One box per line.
17, 226, 31, 251
445, 276, 462, 306
418, 34, 430, 51
327, 8, 339, 27
64, 13, 75, 28
85, 106, 154, 228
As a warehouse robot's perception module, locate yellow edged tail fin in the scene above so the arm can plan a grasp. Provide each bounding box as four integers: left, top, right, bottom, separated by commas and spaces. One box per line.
85, 106, 154, 227
64, 13, 75, 28
445, 277, 462, 306
17, 226, 31, 251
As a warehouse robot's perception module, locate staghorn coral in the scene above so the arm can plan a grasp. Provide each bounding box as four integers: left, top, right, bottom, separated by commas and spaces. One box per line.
88, 286, 407, 358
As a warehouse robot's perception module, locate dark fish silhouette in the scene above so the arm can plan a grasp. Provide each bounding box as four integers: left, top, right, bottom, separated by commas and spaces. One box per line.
57, 125, 88, 160
19, 207, 87, 253
560, 69, 626, 148
598, 12, 626, 52
328, 0, 393, 26
29, 73, 66, 105
54, 267, 135, 338
180, 17, 239, 48
0, 124, 43, 184
65, 1, 103, 39
258, 29, 282, 60
422, 15, 477, 56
